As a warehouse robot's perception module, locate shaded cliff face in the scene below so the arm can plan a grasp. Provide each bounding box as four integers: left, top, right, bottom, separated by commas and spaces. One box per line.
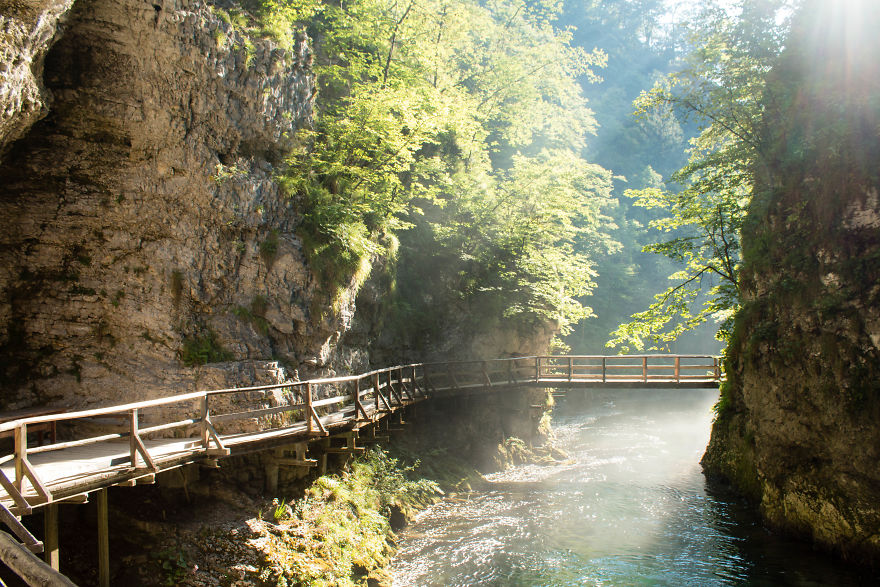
0, 0, 366, 413
703, 0, 880, 564
0, 0, 76, 157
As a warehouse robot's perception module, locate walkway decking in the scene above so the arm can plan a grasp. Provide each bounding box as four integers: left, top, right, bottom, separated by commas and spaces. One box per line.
0, 355, 721, 517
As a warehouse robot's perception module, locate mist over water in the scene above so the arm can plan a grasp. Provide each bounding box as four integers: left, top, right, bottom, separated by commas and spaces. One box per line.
392, 389, 876, 586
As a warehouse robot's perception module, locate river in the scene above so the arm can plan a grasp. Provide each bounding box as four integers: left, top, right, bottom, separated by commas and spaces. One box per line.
391, 389, 877, 586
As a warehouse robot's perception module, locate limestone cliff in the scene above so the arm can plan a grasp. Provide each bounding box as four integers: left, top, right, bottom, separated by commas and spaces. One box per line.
702, 0, 880, 564
0, 0, 366, 417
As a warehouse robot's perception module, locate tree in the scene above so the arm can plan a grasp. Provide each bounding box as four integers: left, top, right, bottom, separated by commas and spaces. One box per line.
271, 0, 616, 346
607, 0, 796, 352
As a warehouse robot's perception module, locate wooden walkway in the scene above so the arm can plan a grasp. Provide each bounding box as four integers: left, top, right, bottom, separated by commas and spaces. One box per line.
0, 354, 720, 518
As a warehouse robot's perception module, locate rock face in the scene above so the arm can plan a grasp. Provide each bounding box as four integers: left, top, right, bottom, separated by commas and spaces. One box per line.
0, 0, 365, 417
0, 0, 76, 158
702, 0, 880, 564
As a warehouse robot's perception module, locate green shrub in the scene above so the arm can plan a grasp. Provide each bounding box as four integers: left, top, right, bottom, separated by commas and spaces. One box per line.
179, 329, 233, 366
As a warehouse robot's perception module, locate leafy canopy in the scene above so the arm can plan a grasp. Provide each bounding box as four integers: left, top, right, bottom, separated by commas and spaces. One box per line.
260, 0, 615, 336
608, 0, 795, 352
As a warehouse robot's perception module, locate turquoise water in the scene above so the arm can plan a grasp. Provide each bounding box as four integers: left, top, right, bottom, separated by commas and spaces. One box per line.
392, 389, 877, 586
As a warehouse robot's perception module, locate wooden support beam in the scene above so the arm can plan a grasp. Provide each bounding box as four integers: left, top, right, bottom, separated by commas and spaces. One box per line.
373, 374, 393, 412
131, 433, 157, 472
0, 468, 32, 515
309, 407, 328, 436
58, 494, 89, 504
44, 504, 58, 570
275, 458, 317, 467
318, 439, 329, 476
354, 380, 371, 421
323, 447, 366, 454
20, 457, 52, 504
204, 420, 231, 456
265, 457, 279, 495
0, 530, 76, 587
0, 503, 42, 554
96, 488, 109, 587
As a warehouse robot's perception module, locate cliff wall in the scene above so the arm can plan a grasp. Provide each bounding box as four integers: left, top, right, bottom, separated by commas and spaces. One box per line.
702, 0, 880, 563
0, 0, 367, 417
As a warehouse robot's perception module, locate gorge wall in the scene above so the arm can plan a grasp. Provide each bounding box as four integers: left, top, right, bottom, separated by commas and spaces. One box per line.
0, 0, 370, 417
702, 0, 880, 564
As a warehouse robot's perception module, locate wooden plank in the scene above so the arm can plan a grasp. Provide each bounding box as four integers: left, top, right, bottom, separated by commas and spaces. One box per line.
312, 395, 351, 409
211, 404, 304, 423
28, 432, 127, 455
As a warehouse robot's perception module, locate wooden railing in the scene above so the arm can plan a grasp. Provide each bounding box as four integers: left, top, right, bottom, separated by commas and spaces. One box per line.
0, 355, 721, 514
535, 354, 722, 384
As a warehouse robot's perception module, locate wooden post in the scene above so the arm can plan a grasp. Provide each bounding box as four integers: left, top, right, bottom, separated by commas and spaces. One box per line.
44, 504, 59, 570
318, 438, 329, 476
714, 357, 721, 380
129, 409, 139, 469
567, 357, 573, 382
200, 396, 209, 449
411, 366, 421, 396
422, 365, 432, 393
96, 488, 109, 587
675, 356, 681, 382
398, 367, 412, 401
14, 424, 26, 492
535, 357, 540, 381
602, 357, 607, 383
305, 383, 313, 434
265, 450, 280, 495
642, 357, 648, 382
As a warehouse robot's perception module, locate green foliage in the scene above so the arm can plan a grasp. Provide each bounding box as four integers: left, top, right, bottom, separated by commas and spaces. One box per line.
233, 295, 271, 335
179, 329, 233, 366
259, 230, 280, 268
151, 548, 190, 587
258, 448, 439, 586
276, 0, 615, 341
608, 0, 795, 352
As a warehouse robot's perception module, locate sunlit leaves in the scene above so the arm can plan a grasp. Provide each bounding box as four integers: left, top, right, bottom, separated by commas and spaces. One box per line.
277, 0, 612, 334
608, 0, 794, 352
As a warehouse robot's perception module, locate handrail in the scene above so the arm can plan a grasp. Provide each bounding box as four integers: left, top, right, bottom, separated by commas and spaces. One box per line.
0, 354, 721, 511
0, 355, 721, 432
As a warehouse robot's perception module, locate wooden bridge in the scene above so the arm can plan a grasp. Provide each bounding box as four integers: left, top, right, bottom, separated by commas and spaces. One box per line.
0, 354, 720, 585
